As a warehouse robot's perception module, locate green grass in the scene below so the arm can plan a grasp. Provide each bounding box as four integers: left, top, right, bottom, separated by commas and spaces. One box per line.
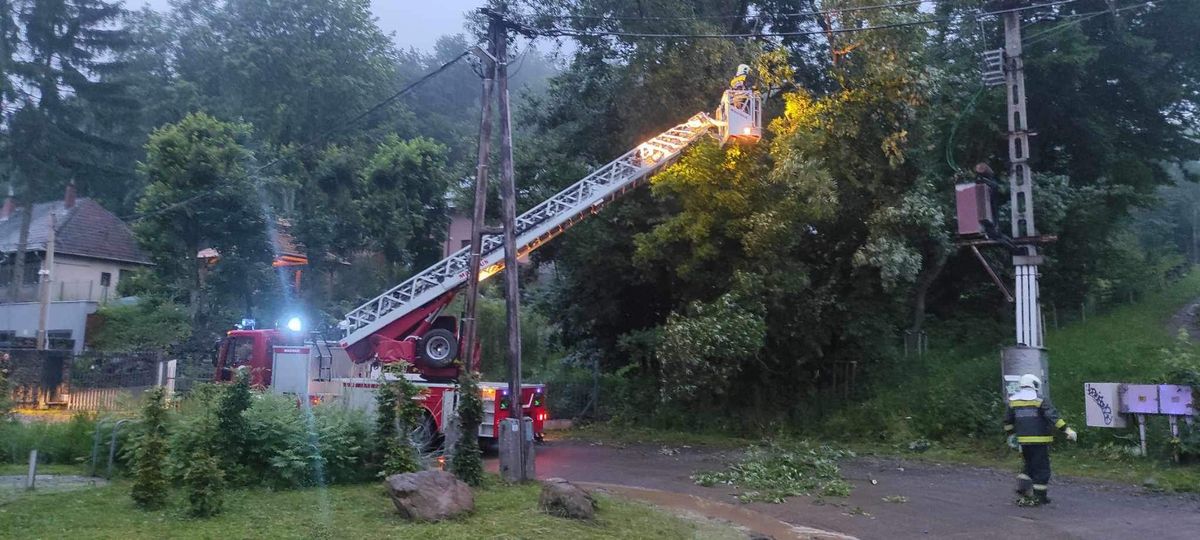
1043, 270, 1200, 402
0, 477, 742, 539
0, 463, 86, 476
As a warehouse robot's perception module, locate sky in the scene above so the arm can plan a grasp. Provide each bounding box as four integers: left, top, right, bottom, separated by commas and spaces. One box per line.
128, 0, 484, 52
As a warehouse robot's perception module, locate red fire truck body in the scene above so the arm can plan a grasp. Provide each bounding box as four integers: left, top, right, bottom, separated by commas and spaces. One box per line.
214, 328, 547, 442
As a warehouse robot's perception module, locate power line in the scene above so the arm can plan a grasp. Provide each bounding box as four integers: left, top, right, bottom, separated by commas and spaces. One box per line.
511, 0, 1082, 40
1024, 0, 1162, 46
124, 50, 472, 223
534, 0, 933, 22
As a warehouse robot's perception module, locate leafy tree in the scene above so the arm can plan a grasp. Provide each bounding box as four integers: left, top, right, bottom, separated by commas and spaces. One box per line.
135, 0, 399, 156
658, 274, 767, 404
131, 386, 170, 509
358, 136, 452, 270
87, 300, 191, 352
134, 112, 272, 326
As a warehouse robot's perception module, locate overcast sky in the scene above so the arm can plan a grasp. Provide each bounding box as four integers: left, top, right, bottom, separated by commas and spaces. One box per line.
128, 0, 484, 52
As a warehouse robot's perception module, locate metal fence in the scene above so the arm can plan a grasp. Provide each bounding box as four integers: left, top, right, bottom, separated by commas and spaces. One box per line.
3, 349, 71, 408
3, 349, 177, 411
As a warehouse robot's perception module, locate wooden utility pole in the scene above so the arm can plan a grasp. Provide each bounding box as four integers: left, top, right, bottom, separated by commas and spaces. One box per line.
461, 21, 499, 376
483, 4, 532, 482
36, 213, 55, 351
495, 10, 527, 481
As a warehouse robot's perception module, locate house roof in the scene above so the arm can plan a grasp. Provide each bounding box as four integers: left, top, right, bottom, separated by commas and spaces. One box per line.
0, 198, 152, 265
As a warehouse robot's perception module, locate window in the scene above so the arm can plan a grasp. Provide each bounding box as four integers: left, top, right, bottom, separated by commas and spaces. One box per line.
47, 330, 72, 340
230, 337, 256, 367
100, 272, 112, 287
0, 256, 42, 286
460, 239, 471, 249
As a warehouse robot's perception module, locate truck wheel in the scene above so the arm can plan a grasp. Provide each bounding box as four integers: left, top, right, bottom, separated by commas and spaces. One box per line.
419, 328, 458, 368
411, 411, 442, 453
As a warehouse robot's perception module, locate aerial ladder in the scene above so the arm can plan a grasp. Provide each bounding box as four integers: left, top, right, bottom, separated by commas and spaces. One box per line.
212, 86, 763, 445
337, 88, 764, 376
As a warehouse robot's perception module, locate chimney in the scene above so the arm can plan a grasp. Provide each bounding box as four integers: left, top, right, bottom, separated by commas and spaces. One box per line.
0, 186, 13, 221
64, 180, 76, 209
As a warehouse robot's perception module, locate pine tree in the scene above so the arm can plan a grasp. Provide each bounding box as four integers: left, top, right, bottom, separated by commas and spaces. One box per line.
373, 364, 423, 476
215, 369, 252, 479
450, 371, 484, 486
130, 386, 169, 509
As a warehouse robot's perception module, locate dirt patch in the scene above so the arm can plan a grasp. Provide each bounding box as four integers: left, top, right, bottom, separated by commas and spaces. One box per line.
1166, 297, 1200, 338
0, 474, 109, 502
584, 482, 855, 540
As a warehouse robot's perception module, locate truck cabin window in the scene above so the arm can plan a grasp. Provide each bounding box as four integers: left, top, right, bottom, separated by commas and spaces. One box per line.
231, 337, 255, 367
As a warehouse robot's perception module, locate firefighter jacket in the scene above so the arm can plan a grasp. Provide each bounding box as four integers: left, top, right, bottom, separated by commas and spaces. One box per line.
729, 74, 747, 90
1003, 388, 1069, 444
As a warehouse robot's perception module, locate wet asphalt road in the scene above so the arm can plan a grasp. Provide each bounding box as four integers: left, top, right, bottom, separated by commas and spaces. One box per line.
493, 440, 1200, 540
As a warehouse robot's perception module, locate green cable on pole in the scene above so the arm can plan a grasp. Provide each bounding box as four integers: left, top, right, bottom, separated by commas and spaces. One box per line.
945, 85, 988, 172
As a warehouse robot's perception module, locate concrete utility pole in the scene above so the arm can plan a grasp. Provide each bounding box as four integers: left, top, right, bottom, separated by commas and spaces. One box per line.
36, 213, 55, 351
461, 22, 499, 378
999, 7, 1050, 398
487, 5, 533, 482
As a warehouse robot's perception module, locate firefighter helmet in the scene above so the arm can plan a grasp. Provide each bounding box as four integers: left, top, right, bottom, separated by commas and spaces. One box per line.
736, 64, 751, 76
1018, 373, 1042, 391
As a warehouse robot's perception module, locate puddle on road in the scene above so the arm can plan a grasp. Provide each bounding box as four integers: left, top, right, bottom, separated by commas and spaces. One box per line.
579, 482, 857, 540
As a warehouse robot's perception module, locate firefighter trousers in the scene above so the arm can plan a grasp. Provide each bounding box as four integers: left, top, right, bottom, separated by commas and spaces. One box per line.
1020, 443, 1051, 488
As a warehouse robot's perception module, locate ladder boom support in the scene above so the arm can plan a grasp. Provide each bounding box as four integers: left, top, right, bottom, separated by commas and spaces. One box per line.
339, 113, 717, 356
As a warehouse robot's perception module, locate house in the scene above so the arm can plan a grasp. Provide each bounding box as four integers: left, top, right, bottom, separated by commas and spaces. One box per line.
0, 183, 152, 353
444, 207, 472, 258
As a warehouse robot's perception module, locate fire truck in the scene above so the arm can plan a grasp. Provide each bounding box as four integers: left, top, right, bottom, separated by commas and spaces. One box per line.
212, 86, 762, 446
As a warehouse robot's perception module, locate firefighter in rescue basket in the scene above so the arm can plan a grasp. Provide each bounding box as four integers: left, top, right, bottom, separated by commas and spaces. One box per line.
1003, 373, 1078, 505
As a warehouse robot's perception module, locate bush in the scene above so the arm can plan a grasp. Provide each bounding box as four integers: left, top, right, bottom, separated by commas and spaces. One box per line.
241, 394, 320, 488
167, 386, 372, 489
0, 412, 96, 465
131, 387, 170, 509
312, 405, 373, 484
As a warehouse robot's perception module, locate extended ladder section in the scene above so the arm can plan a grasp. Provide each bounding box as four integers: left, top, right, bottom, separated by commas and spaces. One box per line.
340, 112, 716, 351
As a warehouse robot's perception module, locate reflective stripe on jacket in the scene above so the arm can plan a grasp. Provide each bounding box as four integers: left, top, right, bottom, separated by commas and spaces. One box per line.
1003, 391, 1068, 445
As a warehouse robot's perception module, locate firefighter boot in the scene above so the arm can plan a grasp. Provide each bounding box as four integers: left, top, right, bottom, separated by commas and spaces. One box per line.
1032, 485, 1051, 505
1015, 474, 1033, 497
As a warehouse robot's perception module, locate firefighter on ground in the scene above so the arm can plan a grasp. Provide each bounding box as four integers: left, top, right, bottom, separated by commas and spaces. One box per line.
1003, 373, 1077, 505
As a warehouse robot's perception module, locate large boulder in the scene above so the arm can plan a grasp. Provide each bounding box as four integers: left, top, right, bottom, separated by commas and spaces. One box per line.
384, 470, 474, 522
539, 477, 597, 520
